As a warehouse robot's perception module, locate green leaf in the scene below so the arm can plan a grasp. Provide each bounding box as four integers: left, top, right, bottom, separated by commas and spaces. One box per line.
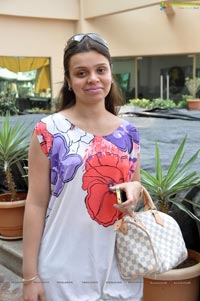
170, 198, 200, 223
182, 198, 200, 209
155, 141, 163, 183
164, 136, 187, 185
164, 149, 200, 188
0, 112, 32, 195
141, 136, 200, 222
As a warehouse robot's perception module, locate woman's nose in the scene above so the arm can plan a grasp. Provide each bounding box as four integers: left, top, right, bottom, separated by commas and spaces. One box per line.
87, 72, 99, 83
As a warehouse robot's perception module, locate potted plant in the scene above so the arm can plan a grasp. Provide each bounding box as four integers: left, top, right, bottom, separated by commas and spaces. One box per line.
0, 113, 30, 239
0, 94, 19, 116
185, 77, 200, 110
141, 135, 200, 301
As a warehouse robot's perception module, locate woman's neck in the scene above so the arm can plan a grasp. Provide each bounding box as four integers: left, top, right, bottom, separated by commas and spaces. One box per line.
60, 103, 120, 136
69, 102, 108, 121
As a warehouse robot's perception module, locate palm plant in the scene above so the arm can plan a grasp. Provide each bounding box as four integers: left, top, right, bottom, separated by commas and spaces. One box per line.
141, 136, 200, 223
185, 77, 200, 98
0, 113, 30, 201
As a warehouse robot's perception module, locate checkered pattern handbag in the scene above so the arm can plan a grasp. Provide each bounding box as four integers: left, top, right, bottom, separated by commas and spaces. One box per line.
114, 186, 188, 279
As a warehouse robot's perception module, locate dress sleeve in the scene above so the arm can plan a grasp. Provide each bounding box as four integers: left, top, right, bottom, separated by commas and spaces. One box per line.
133, 127, 140, 157
34, 121, 53, 158
127, 122, 140, 160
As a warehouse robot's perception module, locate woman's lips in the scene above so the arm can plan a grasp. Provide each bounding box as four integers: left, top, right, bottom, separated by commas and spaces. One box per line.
85, 87, 102, 93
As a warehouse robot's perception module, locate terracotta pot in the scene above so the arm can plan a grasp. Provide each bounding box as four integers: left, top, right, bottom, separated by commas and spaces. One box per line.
187, 98, 200, 110
143, 250, 200, 301
0, 192, 26, 240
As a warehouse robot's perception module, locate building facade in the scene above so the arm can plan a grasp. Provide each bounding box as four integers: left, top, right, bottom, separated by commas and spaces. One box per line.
0, 0, 200, 108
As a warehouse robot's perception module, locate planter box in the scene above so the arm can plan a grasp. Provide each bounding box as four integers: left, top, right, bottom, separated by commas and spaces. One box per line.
187, 99, 200, 110
143, 250, 200, 301
0, 192, 26, 240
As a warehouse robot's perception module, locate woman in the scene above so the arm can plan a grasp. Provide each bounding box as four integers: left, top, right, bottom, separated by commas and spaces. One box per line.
23, 33, 143, 301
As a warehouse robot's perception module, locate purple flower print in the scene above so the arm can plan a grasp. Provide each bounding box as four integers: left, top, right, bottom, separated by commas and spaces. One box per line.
104, 120, 139, 153
51, 133, 82, 196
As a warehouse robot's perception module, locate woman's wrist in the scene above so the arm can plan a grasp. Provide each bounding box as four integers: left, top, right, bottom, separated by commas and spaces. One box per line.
22, 274, 39, 285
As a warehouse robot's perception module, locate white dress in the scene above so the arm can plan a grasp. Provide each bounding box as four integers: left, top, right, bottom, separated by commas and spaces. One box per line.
35, 113, 143, 301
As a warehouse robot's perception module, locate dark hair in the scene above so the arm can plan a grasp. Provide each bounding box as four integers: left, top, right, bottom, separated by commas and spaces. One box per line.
57, 35, 124, 115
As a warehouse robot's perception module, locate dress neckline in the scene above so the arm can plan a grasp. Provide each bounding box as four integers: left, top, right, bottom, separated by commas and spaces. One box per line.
56, 112, 124, 137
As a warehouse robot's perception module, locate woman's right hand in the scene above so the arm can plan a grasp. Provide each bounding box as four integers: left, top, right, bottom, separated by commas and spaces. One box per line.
23, 277, 46, 301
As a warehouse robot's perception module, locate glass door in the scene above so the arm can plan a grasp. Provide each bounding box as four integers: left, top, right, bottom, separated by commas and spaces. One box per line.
137, 55, 193, 102
112, 57, 135, 101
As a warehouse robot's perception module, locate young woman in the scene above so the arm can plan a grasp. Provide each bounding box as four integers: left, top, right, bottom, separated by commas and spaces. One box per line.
23, 33, 143, 301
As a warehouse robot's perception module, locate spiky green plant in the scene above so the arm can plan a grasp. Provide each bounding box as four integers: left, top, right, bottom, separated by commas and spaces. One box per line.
0, 113, 30, 201
141, 136, 200, 222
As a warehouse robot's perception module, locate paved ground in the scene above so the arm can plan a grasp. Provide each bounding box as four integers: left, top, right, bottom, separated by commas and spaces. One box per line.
0, 240, 23, 301
0, 264, 23, 301
119, 106, 200, 174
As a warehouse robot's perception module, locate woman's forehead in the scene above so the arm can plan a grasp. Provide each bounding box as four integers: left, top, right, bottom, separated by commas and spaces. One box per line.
69, 51, 109, 68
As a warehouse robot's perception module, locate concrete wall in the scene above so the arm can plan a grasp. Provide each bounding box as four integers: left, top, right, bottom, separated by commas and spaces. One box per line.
0, 15, 75, 98
82, 5, 200, 57
82, 0, 160, 18
0, 1, 200, 98
0, 0, 79, 20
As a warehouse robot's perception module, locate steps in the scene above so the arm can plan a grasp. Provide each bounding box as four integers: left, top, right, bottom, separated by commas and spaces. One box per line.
0, 264, 23, 301
0, 239, 22, 277
0, 240, 23, 300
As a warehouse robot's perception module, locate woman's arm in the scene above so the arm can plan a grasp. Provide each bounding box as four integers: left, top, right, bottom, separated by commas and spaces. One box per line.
23, 133, 50, 300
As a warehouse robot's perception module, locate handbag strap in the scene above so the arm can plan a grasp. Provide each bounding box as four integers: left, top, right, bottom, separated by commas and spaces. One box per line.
114, 186, 164, 232
141, 186, 164, 226
142, 186, 157, 211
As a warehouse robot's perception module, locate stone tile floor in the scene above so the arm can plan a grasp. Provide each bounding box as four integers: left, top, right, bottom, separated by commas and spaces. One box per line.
0, 264, 23, 301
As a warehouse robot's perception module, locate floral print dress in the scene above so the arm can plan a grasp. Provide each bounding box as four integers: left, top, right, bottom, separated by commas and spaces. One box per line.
35, 113, 143, 301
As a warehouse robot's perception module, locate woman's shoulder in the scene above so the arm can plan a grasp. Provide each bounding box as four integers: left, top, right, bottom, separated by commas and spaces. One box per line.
119, 118, 140, 145
36, 112, 69, 126
39, 112, 60, 122
34, 112, 73, 136
120, 118, 138, 131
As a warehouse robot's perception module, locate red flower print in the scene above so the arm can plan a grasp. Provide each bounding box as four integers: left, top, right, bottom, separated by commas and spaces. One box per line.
82, 151, 130, 227
35, 121, 53, 156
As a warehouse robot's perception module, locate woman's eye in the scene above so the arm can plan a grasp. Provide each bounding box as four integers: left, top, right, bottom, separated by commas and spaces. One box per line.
77, 70, 86, 77
98, 67, 106, 73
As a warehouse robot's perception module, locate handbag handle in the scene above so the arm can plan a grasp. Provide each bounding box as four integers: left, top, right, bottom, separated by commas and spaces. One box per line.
114, 186, 164, 232
142, 186, 157, 211
140, 186, 164, 226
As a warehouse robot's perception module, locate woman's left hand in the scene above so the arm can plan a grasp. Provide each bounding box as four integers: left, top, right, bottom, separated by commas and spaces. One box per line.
110, 181, 142, 215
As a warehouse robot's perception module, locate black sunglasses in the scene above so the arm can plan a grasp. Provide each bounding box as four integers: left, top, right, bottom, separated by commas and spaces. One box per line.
65, 33, 109, 51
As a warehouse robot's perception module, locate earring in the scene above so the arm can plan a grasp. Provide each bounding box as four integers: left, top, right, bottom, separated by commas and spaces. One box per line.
68, 85, 72, 91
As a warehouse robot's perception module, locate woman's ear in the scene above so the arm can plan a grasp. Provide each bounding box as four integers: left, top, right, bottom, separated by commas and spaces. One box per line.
68, 84, 72, 91
65, 75, 72, 91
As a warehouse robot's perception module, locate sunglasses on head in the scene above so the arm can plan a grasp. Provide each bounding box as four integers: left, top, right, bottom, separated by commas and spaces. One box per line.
65, 33, 109, 51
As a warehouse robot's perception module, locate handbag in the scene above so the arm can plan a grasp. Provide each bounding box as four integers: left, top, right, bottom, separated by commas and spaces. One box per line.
114, 186, 188, 279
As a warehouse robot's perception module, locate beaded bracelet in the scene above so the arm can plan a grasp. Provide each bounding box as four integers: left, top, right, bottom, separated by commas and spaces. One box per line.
22, 275, 38, 284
